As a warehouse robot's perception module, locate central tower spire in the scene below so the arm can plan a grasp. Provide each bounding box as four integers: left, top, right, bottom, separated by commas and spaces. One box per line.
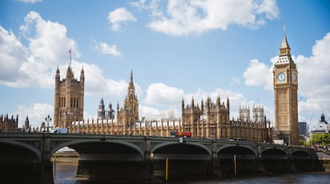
128, 70, 135, 96
117, 71, 139, 134
125, 70, 138, 120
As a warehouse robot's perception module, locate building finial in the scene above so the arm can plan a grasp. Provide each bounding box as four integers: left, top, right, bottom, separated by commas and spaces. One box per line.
129, 70, 134, 87
68, 48, 72, 67
127, 70, 135, 96
80, 65, 84, 75
131, 70, 133, 80
56, 65, 60, 74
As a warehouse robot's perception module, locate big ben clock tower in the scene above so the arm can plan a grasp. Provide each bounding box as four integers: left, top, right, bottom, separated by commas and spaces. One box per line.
273, 27, 299, 145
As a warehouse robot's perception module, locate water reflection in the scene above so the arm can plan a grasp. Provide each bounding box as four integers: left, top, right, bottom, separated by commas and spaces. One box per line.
54, 163, 330, 184
54, 163, 79, 184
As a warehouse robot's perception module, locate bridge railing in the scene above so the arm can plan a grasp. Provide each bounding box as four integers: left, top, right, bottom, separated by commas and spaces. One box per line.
0, 132, 44, 138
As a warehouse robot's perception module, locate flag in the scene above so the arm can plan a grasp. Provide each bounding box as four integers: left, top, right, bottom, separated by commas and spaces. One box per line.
69, 49, 71, 53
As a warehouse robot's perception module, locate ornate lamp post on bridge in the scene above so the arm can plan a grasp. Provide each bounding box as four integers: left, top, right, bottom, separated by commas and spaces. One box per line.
45, 115, 52, 132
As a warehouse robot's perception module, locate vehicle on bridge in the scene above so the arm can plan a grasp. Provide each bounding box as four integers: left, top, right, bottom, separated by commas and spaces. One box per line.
49, 127, 68, 133
175, 130, 192, 137
233, 138, 246, 141
170, 130, 176, 137
170, 130, 191, 137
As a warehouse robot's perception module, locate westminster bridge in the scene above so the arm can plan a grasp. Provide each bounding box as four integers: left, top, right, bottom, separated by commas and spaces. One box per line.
0, 132, 322, 183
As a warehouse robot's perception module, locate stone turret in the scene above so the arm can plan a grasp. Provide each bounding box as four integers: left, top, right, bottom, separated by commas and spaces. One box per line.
106, 103, 115, 119
53, 65, 84, 128
252, 104, 264, 123
98, 98, 105, 119
239, 105, 250, 122
0, 113, 18, 132
25, 115, 29, 130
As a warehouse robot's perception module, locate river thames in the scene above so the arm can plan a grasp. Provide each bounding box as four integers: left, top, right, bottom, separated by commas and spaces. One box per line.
54, 163, 330, 184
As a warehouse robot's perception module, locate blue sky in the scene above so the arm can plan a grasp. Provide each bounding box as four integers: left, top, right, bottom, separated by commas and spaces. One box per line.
0, 0, 330, 131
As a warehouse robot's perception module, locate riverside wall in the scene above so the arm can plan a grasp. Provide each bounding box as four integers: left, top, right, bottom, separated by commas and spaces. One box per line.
51, 152, 80, 163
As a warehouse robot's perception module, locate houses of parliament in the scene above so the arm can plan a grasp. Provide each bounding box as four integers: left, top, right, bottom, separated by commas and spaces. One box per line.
50, 29, 299, 144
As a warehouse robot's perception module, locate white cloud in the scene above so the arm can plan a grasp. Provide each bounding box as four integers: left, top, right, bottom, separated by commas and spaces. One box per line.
255, 0, 278, 19
295, 33, 330, 118
13, 103, 53, 128
0, 11, 79, 88
243, 59, 273, 90
139, 105, 161, 119
0, 27, 29, 83
0, 11, 130, 99
108, 7, 137, 31
20, 11, 80, 67
132, 0, 279, 36
19, 0, 42, 3
93, 40, 123, 58
144, 83, 184, 105
0, 25, 54, 88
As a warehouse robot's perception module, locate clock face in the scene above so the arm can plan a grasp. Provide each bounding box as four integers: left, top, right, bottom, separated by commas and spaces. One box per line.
276, 72, 286, 82
292, 73, 297, 82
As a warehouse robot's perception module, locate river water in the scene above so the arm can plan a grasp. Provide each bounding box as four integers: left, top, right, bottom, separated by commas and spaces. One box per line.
54, 163, 330, 184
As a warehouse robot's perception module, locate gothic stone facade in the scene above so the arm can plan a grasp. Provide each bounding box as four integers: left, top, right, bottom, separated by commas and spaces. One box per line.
69, 90, 271, 142
181, 97, 230, 139
97, 98, 115, 120
181, 97, 271, 142
0, 114, 18, 132
54, 66, 85, 128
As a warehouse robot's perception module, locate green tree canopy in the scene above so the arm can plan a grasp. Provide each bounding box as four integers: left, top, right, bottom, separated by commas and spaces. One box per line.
310, 133, 330, 146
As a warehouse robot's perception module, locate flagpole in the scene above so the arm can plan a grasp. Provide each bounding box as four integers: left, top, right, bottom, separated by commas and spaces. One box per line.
69, 49, 72, 67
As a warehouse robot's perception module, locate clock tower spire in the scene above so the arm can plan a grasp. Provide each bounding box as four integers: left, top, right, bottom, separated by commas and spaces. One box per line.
273, 26, 299, 145
279, 25, 291, 56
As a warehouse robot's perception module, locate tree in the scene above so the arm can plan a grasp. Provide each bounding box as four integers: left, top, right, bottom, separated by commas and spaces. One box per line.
311, 133, 330, 146
299, 139, 306, 146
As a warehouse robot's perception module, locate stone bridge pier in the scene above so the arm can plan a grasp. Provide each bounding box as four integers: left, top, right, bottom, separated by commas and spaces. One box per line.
39, 134, 54, 184
0, 133, 54, 184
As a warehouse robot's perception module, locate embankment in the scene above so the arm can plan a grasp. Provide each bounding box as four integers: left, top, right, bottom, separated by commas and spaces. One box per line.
51, 152, 80, 163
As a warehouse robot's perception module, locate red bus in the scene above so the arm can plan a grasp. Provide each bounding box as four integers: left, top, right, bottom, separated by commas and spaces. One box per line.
176, 130, 192, 137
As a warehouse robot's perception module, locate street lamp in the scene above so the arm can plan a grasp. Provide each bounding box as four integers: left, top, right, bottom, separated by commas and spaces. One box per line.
45, 115, 52, 132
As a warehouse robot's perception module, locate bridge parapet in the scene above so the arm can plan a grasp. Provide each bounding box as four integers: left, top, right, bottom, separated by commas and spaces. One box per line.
0, 132, 319, 183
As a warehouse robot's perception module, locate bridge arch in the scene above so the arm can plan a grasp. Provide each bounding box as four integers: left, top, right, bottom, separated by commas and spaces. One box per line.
151, 142, 212, 160
51, 139, 144, 161
0, 139, 41, 163
262, 148, 288, 159
217, 145, 257, 160
292, 150, 311, 160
